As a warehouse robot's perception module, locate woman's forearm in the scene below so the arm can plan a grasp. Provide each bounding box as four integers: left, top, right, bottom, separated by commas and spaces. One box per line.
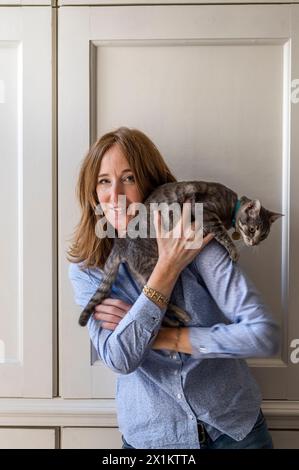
146, 259, 180, 300
152, 327, 192, 354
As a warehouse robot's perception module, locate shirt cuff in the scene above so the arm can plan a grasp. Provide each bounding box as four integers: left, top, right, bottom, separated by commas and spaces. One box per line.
122, 291, 167, 333
189, 326, 214, 357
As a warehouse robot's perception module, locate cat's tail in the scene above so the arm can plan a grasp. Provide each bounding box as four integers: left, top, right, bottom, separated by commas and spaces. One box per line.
78, 249, 123, 327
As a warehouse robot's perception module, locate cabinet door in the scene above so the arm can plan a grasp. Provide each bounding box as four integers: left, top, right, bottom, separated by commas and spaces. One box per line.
0, 1, 50, 4
58, 1, 299, 6
0, 8, 53, 396
0, 428, 56, 449
270, 430, 299, 449
59, 4, 299, 399
61, 427, 122, 449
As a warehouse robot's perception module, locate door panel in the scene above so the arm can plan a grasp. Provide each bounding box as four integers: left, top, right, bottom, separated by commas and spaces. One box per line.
59, 4, 299, 399
0, 7, 53, 397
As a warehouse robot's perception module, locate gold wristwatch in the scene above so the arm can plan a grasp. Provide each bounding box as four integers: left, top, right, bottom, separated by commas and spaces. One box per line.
142, 284, 169, 308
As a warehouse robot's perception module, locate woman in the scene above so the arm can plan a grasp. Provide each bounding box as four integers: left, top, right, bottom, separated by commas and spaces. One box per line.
68, 127, 279, 449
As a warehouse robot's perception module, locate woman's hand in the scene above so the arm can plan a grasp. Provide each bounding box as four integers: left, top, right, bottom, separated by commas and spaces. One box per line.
153, 200, 214, 275
93, 298, 132, 330
143, 201, 214, 301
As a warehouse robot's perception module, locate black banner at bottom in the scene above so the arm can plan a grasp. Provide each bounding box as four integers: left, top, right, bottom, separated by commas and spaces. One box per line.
0, 449, 298, 466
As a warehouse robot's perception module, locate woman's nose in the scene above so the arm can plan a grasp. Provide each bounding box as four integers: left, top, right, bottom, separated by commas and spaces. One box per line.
110, 182, 123, 206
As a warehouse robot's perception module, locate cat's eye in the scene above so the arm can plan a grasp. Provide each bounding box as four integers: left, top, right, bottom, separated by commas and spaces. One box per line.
249, 227, 255, 233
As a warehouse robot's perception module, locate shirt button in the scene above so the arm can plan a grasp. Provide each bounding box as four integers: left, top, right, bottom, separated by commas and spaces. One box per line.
189, 415, 194, 420
172, 354, 177, 360
199, 346, 207, 352
177, 393, 182, 399
174, 370, 178, 375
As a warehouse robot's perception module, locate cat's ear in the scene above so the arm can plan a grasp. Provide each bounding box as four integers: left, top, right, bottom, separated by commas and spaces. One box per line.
245, 199, 261, 217
268, 211, 284, 224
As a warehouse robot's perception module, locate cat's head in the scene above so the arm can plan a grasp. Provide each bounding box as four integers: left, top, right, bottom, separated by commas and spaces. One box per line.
236, 196, 283, 247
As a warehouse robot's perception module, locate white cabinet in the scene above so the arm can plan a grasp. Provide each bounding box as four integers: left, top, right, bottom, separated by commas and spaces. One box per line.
0, 7, 53, 397
59, 3, 299, 403
61, 427, 122, 449
58, 0, 299, 5
0, 1, 50, 4
270, 430, 299, 449
0, 0, 299, 449
0, 428, 56, 449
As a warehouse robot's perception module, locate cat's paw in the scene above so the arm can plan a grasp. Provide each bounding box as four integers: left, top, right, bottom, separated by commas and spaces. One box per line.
229, 249, 239, 263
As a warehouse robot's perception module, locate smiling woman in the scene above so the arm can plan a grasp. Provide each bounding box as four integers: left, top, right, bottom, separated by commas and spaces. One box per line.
96, 145, 143, 235
68, 126, 279, 450
67, 127, 177, 269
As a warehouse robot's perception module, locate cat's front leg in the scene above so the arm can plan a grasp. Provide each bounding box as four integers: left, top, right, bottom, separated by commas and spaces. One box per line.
226, 244, 239, 262
207, 220, 239, 262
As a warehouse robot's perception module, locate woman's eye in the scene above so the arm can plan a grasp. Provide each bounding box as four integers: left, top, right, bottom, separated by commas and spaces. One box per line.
123, 175, 135, 183
97, 179, 109, 185
97, 175, 135, 185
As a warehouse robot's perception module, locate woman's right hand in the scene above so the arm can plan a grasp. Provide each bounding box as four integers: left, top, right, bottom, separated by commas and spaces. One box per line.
153, 200, 214, 275
93, 298, 132, 330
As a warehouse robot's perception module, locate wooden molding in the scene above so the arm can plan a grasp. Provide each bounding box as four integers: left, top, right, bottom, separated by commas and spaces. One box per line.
0, 398, 299, 429
0, 398, 118, 427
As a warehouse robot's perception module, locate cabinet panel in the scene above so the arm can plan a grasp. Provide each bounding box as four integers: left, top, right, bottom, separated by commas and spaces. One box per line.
61, 427, 122, 449
270, 430, 299, 449
60, 4, 299, 400
0, 8, 53, 396
0, 428, 55, 449
0, 1, 50, 4
59, 1, 299, 6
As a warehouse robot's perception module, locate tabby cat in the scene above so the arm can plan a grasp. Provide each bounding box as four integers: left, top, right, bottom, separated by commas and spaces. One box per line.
78, 181, 282, 327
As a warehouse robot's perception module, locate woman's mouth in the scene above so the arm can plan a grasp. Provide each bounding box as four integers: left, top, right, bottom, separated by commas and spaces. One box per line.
109, 206, 128, 215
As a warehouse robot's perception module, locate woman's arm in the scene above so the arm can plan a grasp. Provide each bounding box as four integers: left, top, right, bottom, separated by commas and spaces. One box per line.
152, 327, 191, 354
69, 262, 169, 375
69, 207, 214, 374
180, 240, 280, 359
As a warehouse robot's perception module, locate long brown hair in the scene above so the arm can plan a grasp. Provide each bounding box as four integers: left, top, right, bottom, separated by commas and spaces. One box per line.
67, 127, 177, 269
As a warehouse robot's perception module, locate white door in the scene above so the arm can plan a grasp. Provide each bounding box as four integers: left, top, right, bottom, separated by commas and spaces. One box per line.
0, 7, 53, 397
59, 4, 299, 400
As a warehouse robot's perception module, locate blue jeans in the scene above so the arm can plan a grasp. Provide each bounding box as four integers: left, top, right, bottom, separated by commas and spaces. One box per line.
121, 410, 273, 449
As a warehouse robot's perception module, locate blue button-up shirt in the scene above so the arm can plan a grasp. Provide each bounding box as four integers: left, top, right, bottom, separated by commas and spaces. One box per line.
69, 240, 280, 449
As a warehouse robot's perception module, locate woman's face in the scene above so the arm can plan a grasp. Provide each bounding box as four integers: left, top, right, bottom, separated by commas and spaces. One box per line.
96, 143, 143, 233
